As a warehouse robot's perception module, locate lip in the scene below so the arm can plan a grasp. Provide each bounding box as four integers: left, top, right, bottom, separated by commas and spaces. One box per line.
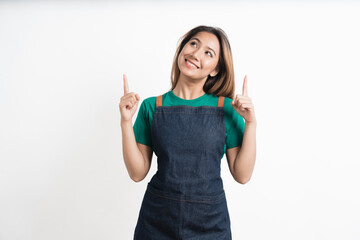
185, 58, 199, 69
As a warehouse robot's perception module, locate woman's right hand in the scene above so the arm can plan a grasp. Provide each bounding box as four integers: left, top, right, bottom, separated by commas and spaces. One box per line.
119, 74, 140, 122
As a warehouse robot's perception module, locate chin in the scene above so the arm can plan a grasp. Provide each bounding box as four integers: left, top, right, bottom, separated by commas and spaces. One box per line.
178, 66, 192, 76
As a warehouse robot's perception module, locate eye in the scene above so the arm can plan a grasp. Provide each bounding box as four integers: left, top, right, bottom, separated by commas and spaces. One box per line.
190, 41, 197, 47
206, 51, 213, 57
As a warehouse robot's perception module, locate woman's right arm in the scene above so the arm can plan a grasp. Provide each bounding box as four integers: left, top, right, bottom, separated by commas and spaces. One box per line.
119, 74, 153, 182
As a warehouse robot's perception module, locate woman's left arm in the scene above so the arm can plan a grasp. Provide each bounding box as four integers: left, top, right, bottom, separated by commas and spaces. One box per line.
226, 75, 257, 184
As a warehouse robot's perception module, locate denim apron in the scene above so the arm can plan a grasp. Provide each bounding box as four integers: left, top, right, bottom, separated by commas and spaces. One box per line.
134, 94, 232, 240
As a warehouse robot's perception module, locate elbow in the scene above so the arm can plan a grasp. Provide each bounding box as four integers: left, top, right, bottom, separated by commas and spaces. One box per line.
234, 176, 251, 184
241, 179, 250, 184
131, 177, 142, 183
131, 175, 144, 183
130, 173, 146, 183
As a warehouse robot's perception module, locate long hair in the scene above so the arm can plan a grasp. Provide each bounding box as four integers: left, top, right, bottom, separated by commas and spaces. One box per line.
170, 25, 235, 99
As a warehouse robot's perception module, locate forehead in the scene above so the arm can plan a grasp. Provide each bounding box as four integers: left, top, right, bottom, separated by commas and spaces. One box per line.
190, 31, 220, 52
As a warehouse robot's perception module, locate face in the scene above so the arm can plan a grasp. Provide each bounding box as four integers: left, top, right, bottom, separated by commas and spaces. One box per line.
177, 31, 220, 81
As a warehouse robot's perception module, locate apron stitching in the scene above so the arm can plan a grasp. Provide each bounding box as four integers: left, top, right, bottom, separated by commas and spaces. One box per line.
147, 189, 225, 203
179, 200, 184, 239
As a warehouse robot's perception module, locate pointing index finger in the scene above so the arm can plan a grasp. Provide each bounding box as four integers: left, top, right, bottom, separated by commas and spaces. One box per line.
123, 74, 129, 94
242, 75, 248, 96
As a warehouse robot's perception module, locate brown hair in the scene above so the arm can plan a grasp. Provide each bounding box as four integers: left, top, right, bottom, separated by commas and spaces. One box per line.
170, 25, 235, 99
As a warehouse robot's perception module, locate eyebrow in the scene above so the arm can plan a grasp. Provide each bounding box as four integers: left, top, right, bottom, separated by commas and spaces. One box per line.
190, 37, 217, 56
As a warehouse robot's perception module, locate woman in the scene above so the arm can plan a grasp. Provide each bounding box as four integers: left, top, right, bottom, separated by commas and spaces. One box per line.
119, 25, 257, 239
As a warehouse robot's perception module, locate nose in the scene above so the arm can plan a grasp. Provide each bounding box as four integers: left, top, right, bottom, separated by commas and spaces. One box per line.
190, 48, 200, 61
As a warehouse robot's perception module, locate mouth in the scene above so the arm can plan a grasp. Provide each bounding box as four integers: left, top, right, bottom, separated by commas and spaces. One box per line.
185, 58, 199, 69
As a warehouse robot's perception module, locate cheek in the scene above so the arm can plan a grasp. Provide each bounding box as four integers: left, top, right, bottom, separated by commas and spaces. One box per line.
178, 49, 187, 63
180, 46, 190, 56
204, 59, 218, 69
177, 53, 184, 66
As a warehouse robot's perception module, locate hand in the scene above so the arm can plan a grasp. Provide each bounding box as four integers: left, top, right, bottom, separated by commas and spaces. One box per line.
119, 74, 140, 122
231, 75, 256, 124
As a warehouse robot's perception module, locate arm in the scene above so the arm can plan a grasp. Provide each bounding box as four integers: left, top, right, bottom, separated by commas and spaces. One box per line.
226, 75, 257, 184
121, 119, 153, 182
119, 74, 153, 182
226, 121, 257, 184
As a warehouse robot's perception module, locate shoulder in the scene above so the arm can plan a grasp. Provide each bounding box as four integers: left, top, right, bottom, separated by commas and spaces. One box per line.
222, 96, 233, 104
141, 96, 157, 106
222, 96, 245, 121
137, 96, 156, 115
222, 97, 234, 114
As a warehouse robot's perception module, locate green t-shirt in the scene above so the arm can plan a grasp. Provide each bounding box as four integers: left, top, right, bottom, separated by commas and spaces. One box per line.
133, 90, 245, 158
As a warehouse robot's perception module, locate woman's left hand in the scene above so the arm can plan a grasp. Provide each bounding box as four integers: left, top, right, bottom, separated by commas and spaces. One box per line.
231, 75, 257, 124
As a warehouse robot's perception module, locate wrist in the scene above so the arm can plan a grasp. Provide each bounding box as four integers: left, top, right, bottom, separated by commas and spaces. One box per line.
245, 120, 257, 126
121, 119, 133, 127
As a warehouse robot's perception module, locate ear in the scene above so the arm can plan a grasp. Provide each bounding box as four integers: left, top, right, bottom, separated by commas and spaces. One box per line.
209, 67, 219, 77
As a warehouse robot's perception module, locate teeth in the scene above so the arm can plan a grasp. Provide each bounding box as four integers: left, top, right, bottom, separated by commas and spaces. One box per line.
186, 59, 198, 69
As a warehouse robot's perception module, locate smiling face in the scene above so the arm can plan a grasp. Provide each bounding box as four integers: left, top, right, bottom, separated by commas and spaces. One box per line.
177, 31, 221, 81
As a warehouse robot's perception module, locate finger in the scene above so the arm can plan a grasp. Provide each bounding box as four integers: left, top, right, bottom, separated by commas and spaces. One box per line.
123, 74, 129, 95
239, 103, 246, 111
235, 98, 248, 109
233, 95, 252, 103
124, 98, 135, 109
121, 93, 139, 109
231, 96, 237, 105
125, 94, 140, 109
232, 98, 241, 108
235, 95, 251, 100
242, 75, 248, 97
241, 103, 253, 109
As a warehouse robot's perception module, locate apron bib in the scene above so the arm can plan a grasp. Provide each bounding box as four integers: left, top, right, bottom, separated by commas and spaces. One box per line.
134, 94, 232, 240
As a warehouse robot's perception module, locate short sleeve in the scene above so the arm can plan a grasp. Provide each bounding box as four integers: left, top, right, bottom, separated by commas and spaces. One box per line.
224, 98, 245, 149
133, 100, 153, 149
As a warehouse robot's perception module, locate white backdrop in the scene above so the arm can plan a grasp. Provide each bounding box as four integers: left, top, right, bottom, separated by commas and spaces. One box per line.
1, 1, 359, 239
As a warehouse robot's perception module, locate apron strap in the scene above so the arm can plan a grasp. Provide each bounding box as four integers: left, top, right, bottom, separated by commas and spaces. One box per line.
217, 96, 224, 107
156, 94, 163, 107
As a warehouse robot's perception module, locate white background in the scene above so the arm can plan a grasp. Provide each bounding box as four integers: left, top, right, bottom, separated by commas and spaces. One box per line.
1, 1, 360, 239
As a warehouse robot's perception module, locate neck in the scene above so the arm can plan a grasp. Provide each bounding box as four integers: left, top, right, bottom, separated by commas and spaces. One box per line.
173, 73, 207, 100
